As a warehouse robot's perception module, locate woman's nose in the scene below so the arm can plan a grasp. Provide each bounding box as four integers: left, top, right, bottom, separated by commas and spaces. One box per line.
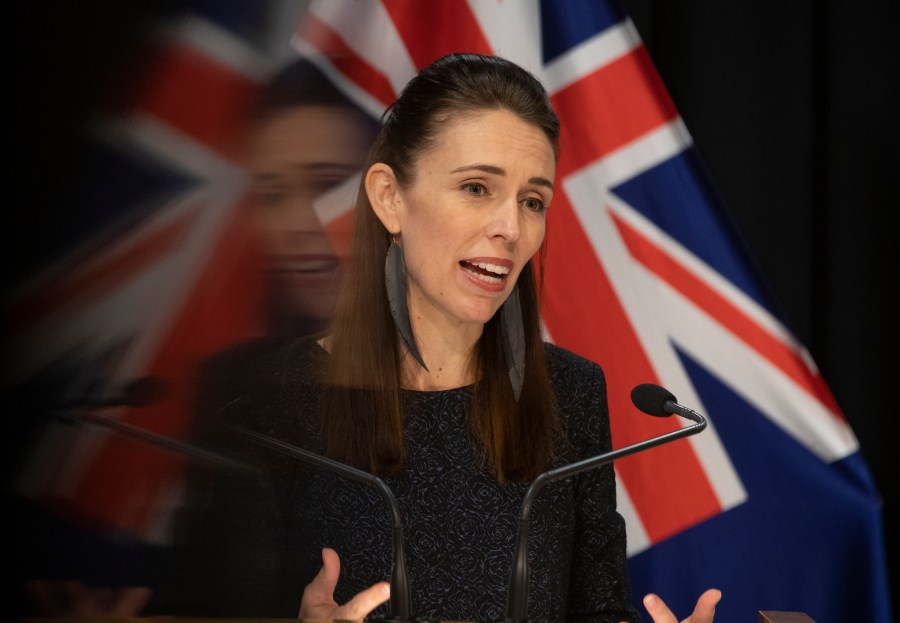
486, 196, 521, 242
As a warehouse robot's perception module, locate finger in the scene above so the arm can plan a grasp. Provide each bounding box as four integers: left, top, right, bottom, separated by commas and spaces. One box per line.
304, 548, 341, 600
108, 587, 153, 617
688, 588, 722, 623
643, 593, 677, 623
320, 547, 342, 586
62, 581, 100, 616
333, 581, 391, 621
25, 580, 61, 616
84, 586, 114, 614
299, 548, 343, 618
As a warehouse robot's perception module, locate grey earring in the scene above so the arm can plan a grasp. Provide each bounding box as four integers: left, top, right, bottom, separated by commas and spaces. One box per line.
385, 237, 428, 371
501, 283, 526, 400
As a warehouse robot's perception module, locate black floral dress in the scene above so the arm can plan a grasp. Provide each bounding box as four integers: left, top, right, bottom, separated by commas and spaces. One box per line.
157, 337, 640, 623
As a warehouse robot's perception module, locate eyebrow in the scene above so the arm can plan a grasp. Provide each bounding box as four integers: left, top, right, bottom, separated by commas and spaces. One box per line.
449, 164, 555, 192
252, 163, 359, 181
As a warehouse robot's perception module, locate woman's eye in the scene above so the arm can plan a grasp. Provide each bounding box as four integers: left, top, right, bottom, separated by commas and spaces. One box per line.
522, 197, 547, 212
255, 188, 286, 207
462, 182, 486, 196
304, 174, 349, 197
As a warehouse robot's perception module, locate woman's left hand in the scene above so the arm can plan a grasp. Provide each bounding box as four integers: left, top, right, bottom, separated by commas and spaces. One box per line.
298, 547, 390, 621
639, 588, 721, 623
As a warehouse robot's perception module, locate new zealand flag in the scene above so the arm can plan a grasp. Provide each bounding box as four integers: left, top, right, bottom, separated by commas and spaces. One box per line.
293, 1, 893, 622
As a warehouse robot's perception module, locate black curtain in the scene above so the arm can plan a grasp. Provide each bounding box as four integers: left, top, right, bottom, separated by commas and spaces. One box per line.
620, 0, 899, 598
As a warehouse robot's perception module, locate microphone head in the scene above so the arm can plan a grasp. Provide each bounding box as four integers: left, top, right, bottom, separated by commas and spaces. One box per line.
62, 376, 169, 409
631, 383, 676, 417
119, 376, 168, 407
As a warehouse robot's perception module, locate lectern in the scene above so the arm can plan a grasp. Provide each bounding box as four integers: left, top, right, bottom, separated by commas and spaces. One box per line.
759, 611, 817, 623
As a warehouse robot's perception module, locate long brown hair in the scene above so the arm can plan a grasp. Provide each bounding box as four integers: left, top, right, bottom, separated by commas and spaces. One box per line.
323, 53, 561, 482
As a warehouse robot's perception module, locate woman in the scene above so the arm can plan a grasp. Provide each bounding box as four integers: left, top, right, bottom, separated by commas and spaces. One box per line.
212, 52, 720, 622
246, 58, 379, 338
14, 59, 380, 621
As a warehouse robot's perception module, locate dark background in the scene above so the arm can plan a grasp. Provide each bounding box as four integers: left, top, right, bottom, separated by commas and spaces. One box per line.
619, 0, 898, 601
11, 0, 898, 607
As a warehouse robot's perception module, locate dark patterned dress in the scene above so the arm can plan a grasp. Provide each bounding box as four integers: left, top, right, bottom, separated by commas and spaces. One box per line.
158, 336, 641, 623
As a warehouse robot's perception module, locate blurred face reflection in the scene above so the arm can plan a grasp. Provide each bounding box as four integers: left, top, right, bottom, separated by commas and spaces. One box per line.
249, 105, 372, 323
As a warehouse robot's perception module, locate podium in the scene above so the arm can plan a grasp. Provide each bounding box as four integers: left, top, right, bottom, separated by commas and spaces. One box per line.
759, 612, 818, 623
23, 616, 820, 623
20, 616, 821, 623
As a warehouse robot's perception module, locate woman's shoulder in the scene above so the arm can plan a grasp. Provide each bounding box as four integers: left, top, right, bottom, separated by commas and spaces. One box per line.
542, 342, 612, 452
543, 341, 605, 381
195, 334, 328, 417
264, 333, 330, 391
199, 334, 325, 381
209, 335, 328, 436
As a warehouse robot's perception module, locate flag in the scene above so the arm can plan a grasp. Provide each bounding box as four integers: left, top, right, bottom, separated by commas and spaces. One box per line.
292, 1, 893, 622
5, 1, 301, 557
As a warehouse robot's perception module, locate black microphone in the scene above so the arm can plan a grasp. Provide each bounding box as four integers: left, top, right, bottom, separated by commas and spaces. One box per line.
65, 385, 414, 619
54, 388, 252, 471
60, 375, 169, 409
630, 383, 705, 424
505, 383, 707, 622
222, 419, 413, 622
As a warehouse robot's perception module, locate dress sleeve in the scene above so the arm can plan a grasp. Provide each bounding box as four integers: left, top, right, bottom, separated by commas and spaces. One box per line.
145, 340, 305, 618
564, 360, 643, 623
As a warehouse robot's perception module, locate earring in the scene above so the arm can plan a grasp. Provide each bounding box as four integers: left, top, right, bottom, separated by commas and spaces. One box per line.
501, 283, 525, 400
385, 237, 428, 371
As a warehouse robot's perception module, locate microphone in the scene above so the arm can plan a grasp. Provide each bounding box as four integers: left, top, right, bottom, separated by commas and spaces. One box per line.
222, 419, 413, 622
630, 383, 705, 424
505, 383, 707, 622
54, 387, 252, 471
58, 384, 414, 618
60, 375, 169, 409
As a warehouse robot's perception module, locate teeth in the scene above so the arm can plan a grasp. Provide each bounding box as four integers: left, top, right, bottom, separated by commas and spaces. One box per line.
472, 262, 510, 275
277, 258, 339, 273
473, 272, 502, 284
462, 261, 508, 285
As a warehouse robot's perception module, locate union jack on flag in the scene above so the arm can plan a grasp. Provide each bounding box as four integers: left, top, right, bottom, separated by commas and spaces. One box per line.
293, 1, 892, 622
7, 0, 300, 564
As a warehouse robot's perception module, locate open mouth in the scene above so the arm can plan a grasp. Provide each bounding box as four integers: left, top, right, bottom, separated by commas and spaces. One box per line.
460, 260, 510, 285
270, 255, 340, 274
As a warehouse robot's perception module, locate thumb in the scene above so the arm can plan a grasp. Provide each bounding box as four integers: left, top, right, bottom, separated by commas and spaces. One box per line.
300, 548, 341, 612
108, 587, 153, 617
642, 593, 675, 623
318, 547, 342, 588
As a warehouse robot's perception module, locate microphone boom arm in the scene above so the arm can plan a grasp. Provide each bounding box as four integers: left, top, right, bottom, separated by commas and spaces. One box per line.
58, 408, 250, 471
506, 410, 707, 621
224, 423, 413, 621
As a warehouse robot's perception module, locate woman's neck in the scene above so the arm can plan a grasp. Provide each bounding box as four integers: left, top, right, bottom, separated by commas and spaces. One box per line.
400, 322, 481, 391
318, 324, 482, 390
400, 346, 476, 391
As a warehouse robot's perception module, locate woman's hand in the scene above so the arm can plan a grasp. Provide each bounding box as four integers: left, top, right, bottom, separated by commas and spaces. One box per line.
25, 579, 152, 617
298, 547, 391, 621
630, 588, 721, 623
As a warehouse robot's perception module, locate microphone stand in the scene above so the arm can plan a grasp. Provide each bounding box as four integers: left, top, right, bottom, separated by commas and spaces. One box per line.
49, 390, 414, 618
224, 422, 413, 622
55, 402, 414, 618
505, 408, 707, 622
56, 406, 251, 472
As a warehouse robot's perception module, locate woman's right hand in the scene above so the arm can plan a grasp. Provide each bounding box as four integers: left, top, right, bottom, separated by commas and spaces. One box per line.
299, 547, 391, 621
25, 579, 152, 618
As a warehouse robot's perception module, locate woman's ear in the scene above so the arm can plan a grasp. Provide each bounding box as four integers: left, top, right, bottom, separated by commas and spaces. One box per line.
366, 163, 402, 233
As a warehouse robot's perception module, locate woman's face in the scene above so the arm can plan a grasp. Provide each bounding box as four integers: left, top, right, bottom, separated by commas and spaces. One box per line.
250, 105, 373, 321
389, 108, 555, 332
